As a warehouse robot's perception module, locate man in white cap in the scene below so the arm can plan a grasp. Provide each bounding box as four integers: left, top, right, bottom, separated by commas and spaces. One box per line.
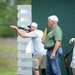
44, 15, 63, 75
10, 22, 46, 75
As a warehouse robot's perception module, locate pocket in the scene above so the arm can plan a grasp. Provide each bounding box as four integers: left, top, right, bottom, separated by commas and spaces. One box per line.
58, 47, 63, 55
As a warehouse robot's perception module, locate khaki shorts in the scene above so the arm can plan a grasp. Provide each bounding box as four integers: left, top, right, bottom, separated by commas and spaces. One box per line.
32, 55, 46, 69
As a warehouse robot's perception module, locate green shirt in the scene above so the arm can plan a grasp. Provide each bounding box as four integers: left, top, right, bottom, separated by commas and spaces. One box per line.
44, 25, 63, 49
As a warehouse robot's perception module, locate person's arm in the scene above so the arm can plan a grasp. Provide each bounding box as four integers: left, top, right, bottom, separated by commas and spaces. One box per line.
69, 38, 75, 44
10, 26, 29, 38
18, 26, 31, 32
50, 40, 61, 59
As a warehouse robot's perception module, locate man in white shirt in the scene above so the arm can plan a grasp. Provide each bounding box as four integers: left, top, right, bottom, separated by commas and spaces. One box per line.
10, 22, 46, 75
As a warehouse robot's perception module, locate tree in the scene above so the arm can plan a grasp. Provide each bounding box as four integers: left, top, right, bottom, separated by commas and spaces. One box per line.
0, 0, 31, 37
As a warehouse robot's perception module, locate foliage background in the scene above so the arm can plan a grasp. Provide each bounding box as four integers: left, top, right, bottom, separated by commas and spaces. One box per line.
0, 0, 31, 38
0, 0, 31, 75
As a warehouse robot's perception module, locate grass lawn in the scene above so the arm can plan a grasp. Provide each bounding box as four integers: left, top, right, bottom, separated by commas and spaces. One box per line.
0, 72, 17, 75
0, 38, 17, 75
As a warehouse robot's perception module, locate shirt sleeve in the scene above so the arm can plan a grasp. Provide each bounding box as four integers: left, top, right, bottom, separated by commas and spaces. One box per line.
27, 31, 38, 38
54, 29, 62, 41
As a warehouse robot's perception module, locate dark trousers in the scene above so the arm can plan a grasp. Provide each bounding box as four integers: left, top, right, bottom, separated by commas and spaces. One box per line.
41, 69, 46, 75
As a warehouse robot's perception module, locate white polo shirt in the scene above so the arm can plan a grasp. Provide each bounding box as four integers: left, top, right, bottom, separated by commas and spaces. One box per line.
27, 30, 46, 55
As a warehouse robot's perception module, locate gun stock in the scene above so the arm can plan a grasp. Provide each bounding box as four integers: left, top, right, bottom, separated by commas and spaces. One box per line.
64, 46, 74, 75
18, 26, 31, 32
42, 28, 48, 44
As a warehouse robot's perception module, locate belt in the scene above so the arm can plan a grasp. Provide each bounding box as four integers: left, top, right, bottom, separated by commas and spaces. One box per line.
47, 46, 61, 51
47, 46, 54, 51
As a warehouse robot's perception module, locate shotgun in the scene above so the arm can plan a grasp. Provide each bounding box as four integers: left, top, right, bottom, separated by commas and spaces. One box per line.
64, 46, 74, 75
0, 23, 31, 32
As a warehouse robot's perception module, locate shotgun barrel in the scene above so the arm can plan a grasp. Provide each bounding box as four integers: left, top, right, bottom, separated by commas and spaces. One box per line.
0, 24, 30, 32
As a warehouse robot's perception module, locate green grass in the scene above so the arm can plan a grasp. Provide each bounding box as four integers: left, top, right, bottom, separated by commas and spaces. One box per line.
0, 57, 17, 72
0, 46, 17, 52
0, 38, 17, 52
0, 38, 17, 74
0, 72, 17, 75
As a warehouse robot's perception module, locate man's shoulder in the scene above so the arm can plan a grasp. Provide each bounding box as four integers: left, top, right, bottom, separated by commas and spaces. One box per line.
31, 30, 43, 35
36, 30, 43, 33
56, 25, 62, 31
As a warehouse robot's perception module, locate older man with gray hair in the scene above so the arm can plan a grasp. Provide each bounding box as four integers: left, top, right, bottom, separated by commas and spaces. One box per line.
44, 15, 63, 75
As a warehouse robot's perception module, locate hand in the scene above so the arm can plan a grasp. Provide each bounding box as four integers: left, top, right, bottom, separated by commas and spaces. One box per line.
10, 26, 18, 30
69, 38, 75, 44
50, 52, 56, 59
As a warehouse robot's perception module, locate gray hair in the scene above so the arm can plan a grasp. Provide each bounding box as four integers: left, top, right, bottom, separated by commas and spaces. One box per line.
48, 15, 59, 23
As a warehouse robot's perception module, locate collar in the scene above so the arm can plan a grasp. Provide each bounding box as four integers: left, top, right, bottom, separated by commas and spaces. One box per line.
51, 25, 58, 30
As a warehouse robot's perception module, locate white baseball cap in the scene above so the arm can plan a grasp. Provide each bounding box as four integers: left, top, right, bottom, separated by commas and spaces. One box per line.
27, 22, 38, 28
48, 15, 59, 23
